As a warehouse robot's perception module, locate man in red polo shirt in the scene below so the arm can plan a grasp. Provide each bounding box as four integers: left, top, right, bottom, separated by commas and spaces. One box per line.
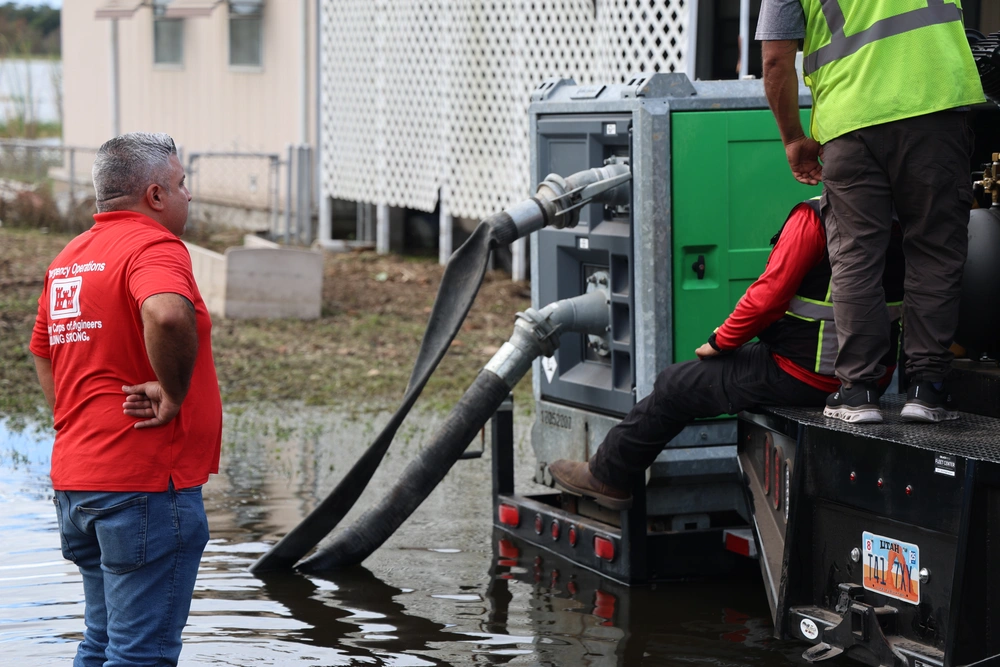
30, 132, 222, 667
549, 199, 904, 509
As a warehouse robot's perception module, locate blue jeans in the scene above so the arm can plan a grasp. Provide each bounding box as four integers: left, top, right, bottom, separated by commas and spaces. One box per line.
53, 483, 209, 667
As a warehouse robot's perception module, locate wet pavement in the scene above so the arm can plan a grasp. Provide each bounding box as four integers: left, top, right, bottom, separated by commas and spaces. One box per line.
0, 405, 851, 666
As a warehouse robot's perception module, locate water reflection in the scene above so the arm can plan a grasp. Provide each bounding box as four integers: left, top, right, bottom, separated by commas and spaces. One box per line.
0, 407, 848, 665
255, 568, 473, 665
0, 59, 62, 124
484, 531, 801, 666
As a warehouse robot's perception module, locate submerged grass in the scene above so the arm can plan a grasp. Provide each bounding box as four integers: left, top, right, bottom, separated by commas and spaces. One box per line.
0, 227, 534, 422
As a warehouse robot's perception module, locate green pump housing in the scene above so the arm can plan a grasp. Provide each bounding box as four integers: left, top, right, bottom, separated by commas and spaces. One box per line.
528, 73, 820, 526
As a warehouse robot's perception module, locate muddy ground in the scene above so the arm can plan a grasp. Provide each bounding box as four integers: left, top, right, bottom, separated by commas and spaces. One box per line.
0, 227, 533, 424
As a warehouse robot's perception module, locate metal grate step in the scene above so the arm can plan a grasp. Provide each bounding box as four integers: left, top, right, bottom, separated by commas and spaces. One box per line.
764, 394, 1000, 463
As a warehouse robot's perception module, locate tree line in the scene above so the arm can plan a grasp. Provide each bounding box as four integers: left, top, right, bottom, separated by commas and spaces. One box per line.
0, 3, 60, 57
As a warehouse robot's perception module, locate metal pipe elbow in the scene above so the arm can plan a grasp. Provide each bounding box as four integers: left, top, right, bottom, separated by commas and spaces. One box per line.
537, 287, 610, 335
483, 288, 610, 387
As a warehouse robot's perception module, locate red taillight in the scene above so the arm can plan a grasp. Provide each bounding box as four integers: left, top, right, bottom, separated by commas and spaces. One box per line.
723, 529, 757, 558
534, 513, 544, 534
551, 519, 560, 541
567, 580, 578, 595
568, 525, 578, 547
763, 434, 772, 495
498, 503, 519, 527
725, 532, 749, 557
773, 446, 783, 511
497, 538, 519, 560
594, 536, 615, 561
593, 590, 616, 620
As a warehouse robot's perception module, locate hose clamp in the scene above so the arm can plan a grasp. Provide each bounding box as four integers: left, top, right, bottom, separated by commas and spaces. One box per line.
514, 308, 561, 357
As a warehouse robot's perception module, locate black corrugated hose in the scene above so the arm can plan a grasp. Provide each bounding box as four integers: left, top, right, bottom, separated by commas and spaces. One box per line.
296, 369, 512, 572
250, 213, 520, 573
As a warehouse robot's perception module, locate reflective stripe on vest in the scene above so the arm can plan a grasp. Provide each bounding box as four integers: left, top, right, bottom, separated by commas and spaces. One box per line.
787, 295, 833, 321
815, 319, 838, 375
804, 1, 962, 75
785, 292, 839, 374
799, 0, 984, 144
785, 294, 904, 375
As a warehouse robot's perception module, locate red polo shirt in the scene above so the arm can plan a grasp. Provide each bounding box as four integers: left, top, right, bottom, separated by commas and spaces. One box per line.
30, 211, 222, 491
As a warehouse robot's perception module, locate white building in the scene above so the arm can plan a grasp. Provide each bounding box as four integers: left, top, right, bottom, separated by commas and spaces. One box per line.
315, 1, 1000, 276
61, 0, 319, 230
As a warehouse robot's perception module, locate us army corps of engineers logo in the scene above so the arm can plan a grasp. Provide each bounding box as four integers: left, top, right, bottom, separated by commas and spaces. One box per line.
50, 277, 83, 319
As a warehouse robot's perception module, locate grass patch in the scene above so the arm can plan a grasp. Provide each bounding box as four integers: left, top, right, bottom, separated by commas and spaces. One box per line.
1, 228, 535, 421
0, 228, 74, 420
0, 120, 61, 139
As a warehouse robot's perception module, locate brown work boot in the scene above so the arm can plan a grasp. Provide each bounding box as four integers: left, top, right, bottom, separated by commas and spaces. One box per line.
548, 459, 632, 510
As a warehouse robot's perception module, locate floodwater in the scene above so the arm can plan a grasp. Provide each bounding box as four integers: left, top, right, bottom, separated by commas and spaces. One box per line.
0, 404, 848, 666
0, 58, 61, 124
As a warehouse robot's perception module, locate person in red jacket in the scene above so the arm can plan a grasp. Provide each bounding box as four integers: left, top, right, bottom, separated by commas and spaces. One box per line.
30, 133, 222, 666
549, 199, 904, 510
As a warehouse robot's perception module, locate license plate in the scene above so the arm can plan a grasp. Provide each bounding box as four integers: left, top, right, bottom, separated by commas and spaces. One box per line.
862, 531, 920, 605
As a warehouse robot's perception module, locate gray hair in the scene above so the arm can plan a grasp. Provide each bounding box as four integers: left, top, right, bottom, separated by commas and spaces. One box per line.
92, 132, 178, 213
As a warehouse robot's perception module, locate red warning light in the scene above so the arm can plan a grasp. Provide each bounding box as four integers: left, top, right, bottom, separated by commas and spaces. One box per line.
594, 536, 615, 561
567, 581, 578, 596
551, 519, 560, 541
498, 503, 520, 527
534, 514, 544, 534
568, 525, 578, 547
850, 471, 857, 482
906, 484, 913, 496
877, 478, 884, 489
724, 531, 752, 558
764, 435, 772, 495
773, 446, 783, 511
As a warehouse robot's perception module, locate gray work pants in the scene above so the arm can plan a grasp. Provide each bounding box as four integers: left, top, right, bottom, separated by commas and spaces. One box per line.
821, 110, 974, 385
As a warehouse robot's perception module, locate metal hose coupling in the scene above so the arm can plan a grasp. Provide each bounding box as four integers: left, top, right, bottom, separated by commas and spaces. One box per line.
535, 158, 632, 229
498, 158, 633, 240
484, 287, 611, 388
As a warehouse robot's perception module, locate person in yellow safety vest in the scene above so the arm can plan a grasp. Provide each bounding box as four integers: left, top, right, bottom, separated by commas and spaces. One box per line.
756, 0, 984, 423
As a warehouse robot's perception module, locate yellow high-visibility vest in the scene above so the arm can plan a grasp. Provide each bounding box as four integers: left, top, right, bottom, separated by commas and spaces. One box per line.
799, 0, 985, 144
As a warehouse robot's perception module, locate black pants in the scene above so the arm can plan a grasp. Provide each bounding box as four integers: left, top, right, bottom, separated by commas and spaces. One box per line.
589, 343, 828, 489
822, 110, 974, 385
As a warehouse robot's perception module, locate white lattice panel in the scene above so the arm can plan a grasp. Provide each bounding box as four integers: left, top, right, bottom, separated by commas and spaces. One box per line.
320, 0, 692, 220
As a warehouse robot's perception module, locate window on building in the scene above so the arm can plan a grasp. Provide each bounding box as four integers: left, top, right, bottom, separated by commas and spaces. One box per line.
153, 1, 184, 66
229, 0, 263, 68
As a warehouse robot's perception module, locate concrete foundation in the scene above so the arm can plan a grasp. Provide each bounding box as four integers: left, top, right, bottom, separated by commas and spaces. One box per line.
191, 201, 275, 233
186, 235, 323, 319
